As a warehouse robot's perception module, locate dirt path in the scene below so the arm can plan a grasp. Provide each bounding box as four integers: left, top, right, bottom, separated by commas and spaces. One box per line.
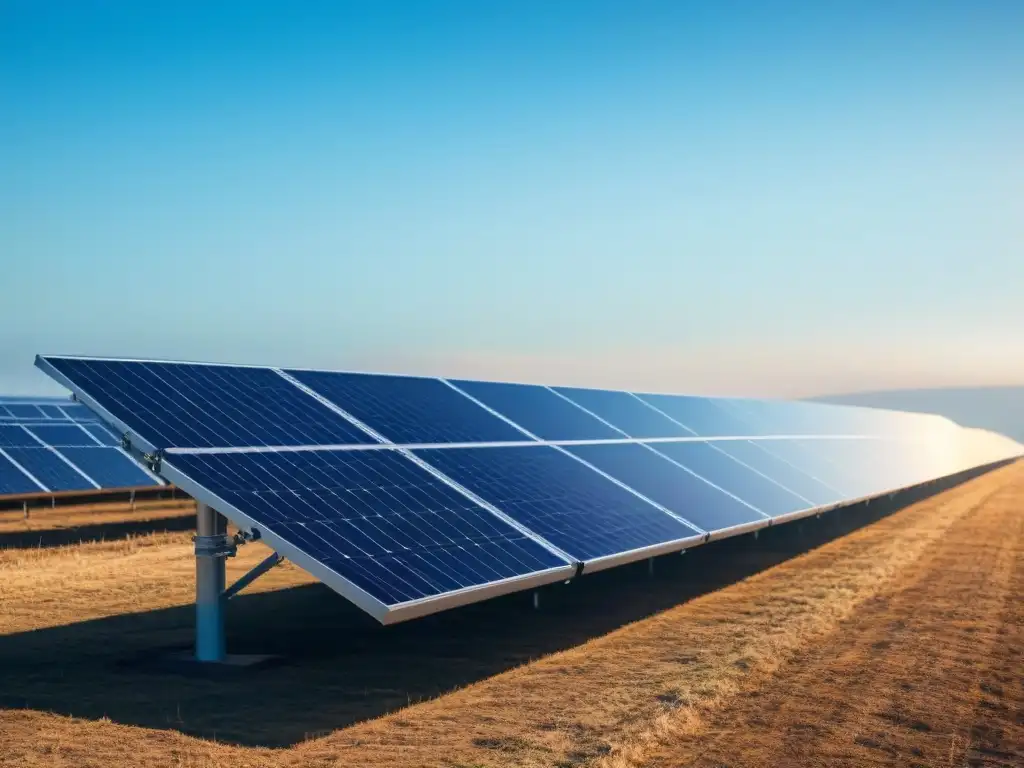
641, 469, 1024, 768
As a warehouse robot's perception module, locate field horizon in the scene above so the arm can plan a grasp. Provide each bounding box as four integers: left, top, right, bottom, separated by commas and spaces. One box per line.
811, 385, 1024, 443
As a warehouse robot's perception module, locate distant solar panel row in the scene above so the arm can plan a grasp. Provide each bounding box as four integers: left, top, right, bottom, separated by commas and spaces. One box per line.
0, 396, 161, 496
0, 401, 94, 421
36, 356, 1023, 623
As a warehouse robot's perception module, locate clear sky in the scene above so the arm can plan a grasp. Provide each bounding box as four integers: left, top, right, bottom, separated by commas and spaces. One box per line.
2, 1, 1022, 398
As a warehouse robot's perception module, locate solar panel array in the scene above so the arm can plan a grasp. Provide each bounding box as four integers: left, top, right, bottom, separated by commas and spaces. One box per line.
0, 395, 163, 497
36, 356, 1023, 623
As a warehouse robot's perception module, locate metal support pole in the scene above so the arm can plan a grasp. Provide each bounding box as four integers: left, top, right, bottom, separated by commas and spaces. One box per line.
647, 557, 655, 576
195, 503, 228, 662
532, 590, 540, 610
129, 489, 136, 511
23, 501, 29, 520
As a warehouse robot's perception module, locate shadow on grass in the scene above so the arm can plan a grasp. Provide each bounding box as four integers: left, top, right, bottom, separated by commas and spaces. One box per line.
0, 512, 195, 550
0, 463, 1007, 748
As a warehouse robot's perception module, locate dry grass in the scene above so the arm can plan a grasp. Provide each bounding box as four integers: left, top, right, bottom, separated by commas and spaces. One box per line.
0, 462, 1020, 767
0, 531, 314, 636
0, 499, 194, 533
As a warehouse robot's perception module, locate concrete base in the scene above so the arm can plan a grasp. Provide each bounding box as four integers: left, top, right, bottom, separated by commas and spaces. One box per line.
117, 648, 283, 678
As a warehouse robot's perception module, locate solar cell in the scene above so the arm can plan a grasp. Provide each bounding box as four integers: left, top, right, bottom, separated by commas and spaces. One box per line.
553, 387, 694, 438
285, 369, 529, 445
26, 423, 98, 446
38, 405, 66, 419
38, 357, 377, 451
165, 449, 572, 614
564, 442, 770, 532
56, 447, 157, 488
647, 441, 814, 518
636, 394, 759, 436
0, 451, 43, 494
417, 445, 703, 563
449, 380, 622, 440
2, 446, 97, 491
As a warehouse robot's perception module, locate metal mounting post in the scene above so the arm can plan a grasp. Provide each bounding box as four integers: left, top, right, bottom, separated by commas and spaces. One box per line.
194, 503, 230, 662
647, 557, 655, 576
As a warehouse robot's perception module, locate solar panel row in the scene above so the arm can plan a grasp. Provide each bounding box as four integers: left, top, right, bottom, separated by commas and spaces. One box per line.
0, 398, 161, 496
36, 355, 1023, 623
0, 402, 93, 421
38, 357, 960, 452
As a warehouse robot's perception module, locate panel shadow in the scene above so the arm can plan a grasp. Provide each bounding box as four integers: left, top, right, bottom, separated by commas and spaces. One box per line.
0, 512, 195, 549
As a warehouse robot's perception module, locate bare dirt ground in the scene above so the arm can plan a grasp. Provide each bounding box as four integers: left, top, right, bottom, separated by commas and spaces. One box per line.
0, 462, 1020, 768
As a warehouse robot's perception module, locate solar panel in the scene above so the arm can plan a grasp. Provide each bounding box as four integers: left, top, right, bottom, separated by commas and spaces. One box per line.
743, 439, 857, 498
2, 446, 97, 492
164, 448, 573, 618
58, 403, 94, 421
37, 357, 378, 451
564, 442, 770, 531
713, 440, 849, 506
0, 424, 35, 448
37, 405, 66, 419
450, 380, 622, 440
32, 354, 1024, 629
57, 447, 156, 489
81, 422, 119, 445
646, 441, 820, 516
25, 423, 98, 447
635, 394, 759, 436
4, 404, 45, 420
415, 445, 703, 564
553, 387, 694, 438
0, 451, 44, 494
285, 369, 530, 445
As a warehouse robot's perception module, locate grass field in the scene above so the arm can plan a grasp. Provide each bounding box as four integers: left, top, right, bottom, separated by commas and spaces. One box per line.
0, 462, 1021, 767
0, 498, 196, 549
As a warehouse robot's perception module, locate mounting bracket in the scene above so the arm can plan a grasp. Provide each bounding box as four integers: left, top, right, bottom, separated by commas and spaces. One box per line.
223, 552, 285, 601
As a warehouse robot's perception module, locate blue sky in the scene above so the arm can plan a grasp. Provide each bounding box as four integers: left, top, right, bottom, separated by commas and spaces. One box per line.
3, 1, 1022, 397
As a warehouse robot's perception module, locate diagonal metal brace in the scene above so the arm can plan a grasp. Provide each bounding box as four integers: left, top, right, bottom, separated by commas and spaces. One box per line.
223, 552, 284, 600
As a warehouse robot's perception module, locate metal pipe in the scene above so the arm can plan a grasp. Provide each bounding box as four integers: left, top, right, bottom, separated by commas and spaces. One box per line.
195, 503, 227, 662
224, 552, 283, 600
